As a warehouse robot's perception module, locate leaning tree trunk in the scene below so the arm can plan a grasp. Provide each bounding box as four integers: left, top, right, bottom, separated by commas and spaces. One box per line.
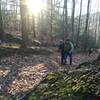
20, 0, 29, 48
0, 0, 4, 40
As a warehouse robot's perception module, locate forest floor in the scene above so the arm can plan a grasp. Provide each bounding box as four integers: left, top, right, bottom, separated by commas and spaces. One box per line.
0, 47, 98, 99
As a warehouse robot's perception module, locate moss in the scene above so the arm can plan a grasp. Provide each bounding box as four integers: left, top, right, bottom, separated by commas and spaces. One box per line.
0, 47, 53, 59
24, 71, 100, 100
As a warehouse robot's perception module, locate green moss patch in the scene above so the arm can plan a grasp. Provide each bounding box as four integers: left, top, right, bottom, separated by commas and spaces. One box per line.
24, 70, 100, 100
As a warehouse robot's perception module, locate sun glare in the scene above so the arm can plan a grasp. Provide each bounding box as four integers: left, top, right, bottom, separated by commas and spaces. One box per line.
27, 0, 45, 16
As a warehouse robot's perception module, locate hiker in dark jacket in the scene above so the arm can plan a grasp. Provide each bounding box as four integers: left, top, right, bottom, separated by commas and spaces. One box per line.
59, 40, 65, 65
64, 39, 74, 65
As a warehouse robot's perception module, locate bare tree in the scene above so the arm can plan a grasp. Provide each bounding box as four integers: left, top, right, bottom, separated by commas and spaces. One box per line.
77, 0, 82, 46
20, 0, 29, 47
32, 14, 36, 38
62, 1, 65, 41
94, 2, 99, 46
0, 0, 4, 40
71, 0, 75, 42
62, 0, 68, 41
84, 0, 91, 48
64, 0, 68, 35
50, 0, 53, 34
97, 1, 100, 47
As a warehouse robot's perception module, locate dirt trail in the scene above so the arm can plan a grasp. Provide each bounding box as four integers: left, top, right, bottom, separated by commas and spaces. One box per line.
51, 52, 98, 65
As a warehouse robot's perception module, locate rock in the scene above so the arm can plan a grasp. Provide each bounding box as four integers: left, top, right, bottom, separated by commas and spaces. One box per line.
95, 72, 100, 77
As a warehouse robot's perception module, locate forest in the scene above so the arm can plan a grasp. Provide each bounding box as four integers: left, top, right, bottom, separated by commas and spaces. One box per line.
0, 0, 100, 100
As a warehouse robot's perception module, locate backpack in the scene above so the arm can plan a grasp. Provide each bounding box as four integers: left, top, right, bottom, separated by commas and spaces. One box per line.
64, 41, 72, 53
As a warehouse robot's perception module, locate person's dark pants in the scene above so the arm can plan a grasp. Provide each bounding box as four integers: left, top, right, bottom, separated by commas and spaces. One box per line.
61, 52, 64, 65
61, 52, 65, 65
64, 52, 72, 65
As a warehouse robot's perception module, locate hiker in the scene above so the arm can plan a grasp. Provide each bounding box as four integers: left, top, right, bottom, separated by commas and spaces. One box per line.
59, 40, 65, 65
88, 48, 92, 55
63, 39, 74, 65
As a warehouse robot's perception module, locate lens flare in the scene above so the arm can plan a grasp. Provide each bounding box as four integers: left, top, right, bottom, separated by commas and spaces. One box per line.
27, 0, 45, 16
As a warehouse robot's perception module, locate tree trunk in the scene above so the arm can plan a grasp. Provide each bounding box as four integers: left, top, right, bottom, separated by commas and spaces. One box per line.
64, 0, 68, 35
50, 0, 53, 34
84, 0, 91, 49
63, 3, 65, 41
98, 7, 100, 46
0, 0, 4, 40
71, 0, 75, 42
94, 2, 99, 46
20, 0, 29, 47
77, 0, 82, 46
32, 14, 36, 38
94, 14, 98, 46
